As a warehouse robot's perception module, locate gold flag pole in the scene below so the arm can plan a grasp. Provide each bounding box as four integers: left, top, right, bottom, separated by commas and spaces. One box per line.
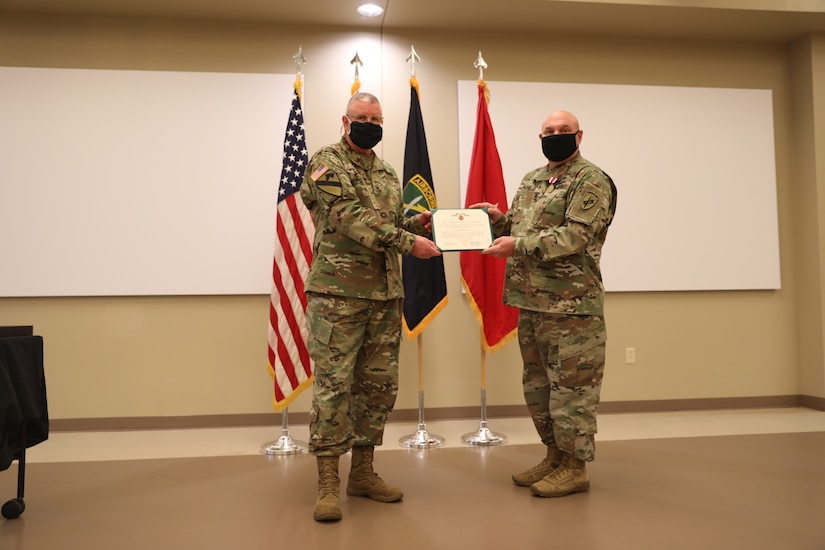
398, 45, 445, 449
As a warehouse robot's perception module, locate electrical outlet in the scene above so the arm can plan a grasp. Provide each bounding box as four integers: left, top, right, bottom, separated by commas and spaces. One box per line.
625, 347, 637, 364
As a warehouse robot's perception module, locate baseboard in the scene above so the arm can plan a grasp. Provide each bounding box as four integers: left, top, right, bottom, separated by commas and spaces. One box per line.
598, 394, 810, 413
47, 395, 822, 432
800, 394, 825, 410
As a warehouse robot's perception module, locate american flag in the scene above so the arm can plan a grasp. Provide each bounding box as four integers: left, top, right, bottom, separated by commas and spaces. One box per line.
267, 82, 315, 411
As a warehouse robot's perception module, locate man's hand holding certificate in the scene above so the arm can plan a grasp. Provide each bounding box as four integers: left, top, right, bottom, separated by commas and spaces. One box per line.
430, 208, 494, 252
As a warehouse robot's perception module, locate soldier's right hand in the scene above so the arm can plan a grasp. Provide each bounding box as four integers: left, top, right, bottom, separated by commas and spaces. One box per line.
411, 235, 442, 259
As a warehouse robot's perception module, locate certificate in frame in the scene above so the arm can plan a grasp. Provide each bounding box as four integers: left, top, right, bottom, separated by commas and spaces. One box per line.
430, 208, 494, 252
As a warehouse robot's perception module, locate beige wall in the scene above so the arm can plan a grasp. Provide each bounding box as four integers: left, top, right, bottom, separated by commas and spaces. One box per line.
790, 34, 825, 400
1, 12, 823, 422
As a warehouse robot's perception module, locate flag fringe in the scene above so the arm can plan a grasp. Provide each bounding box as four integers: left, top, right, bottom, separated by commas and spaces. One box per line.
267, 361, 314, 412
478, 79, 491, 105
402, 295, 448, 340
460, 275, 517, 353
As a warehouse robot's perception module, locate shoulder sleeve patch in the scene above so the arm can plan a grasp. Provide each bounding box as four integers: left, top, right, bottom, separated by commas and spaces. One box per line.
567, 183, 605, 225
311, 163, 342, 197
581, 191, 599, 210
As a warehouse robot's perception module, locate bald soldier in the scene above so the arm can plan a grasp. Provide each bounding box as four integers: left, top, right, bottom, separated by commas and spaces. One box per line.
470, 110, 617, 498
300, 92, 441, 522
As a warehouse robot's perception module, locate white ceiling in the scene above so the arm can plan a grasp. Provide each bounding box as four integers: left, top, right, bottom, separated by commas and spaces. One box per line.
1, 0, 825, 43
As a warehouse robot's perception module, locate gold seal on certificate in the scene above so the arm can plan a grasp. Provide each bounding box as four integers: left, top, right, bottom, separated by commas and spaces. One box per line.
431, 208, 494, 252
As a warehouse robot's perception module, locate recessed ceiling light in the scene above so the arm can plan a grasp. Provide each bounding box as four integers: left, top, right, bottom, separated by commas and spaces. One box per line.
357, 3, 384, 17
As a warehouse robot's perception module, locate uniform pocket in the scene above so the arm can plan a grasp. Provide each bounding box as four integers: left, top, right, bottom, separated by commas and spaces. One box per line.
558, 322, 606, 387
307, 310, 333, 346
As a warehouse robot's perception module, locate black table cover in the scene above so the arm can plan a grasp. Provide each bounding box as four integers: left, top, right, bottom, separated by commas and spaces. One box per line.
0, 336, 48, 471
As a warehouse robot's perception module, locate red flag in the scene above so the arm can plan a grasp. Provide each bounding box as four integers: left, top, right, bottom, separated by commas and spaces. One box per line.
267, 80, 315, 411
460, 81, 519, 352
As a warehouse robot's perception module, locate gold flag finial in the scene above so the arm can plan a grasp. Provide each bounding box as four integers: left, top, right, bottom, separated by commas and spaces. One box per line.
350, 51, 363, 96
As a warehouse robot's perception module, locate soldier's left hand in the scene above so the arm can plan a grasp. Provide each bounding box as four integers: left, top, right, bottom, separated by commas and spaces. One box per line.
411, 235, 442, 259
416, 211, 433, 233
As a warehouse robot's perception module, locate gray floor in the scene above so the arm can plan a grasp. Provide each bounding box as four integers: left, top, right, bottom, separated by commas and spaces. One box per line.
1, 431, 824, 550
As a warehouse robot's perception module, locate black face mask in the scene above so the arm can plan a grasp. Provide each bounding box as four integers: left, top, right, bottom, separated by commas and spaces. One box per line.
348, 120, 383, 150
542, 133, 578, 162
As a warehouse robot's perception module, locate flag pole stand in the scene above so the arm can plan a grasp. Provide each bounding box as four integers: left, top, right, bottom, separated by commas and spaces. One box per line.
462, 337, 506, 446
461, 388, 507, 446
400, 336, 445, 449
399, 390, 445, 449
260, 407, 307, 455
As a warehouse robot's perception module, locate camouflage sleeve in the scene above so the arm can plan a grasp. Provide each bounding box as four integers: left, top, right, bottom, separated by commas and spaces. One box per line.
514, 170, 613, 261
492, 169, 536, 238
491, 211, 512, 238
305, 150, 417, 255
385, 164, 429, 237
300, 172, 317, 212
401, 215, 429, 237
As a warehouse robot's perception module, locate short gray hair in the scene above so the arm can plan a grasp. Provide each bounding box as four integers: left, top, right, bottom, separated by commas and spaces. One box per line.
347, 92, 381, 110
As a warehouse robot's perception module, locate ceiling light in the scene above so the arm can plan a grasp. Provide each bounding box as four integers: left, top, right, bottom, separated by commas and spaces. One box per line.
357, 3, 384, 17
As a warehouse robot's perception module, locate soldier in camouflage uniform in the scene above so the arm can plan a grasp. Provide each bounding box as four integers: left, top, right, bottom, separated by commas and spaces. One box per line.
300, 92, 441, 521
470, 110, 617, 498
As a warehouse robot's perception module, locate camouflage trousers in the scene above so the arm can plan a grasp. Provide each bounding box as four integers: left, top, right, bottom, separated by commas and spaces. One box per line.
305, 292, 402, 456
518, 311, 606, 462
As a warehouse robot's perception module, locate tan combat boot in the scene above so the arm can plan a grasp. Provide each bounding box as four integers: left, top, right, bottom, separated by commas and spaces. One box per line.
313, 455, 342, 522
346, 446, 404, 503
512, 443, 564, 487
530, 453, 590, 498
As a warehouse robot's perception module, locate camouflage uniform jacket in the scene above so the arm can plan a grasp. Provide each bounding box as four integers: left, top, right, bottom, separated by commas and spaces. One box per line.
300, 138, 427, 300
492, 152, 617, 315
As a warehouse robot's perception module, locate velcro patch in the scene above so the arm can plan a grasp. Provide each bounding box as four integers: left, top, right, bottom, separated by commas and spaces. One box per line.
316, 170, 342, 197
310, 163, 330, 181
567, 183, 603, 225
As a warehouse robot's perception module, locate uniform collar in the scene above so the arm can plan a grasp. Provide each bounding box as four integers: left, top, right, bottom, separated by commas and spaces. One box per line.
338, 137, 382, 171
536, 151, 582, 182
